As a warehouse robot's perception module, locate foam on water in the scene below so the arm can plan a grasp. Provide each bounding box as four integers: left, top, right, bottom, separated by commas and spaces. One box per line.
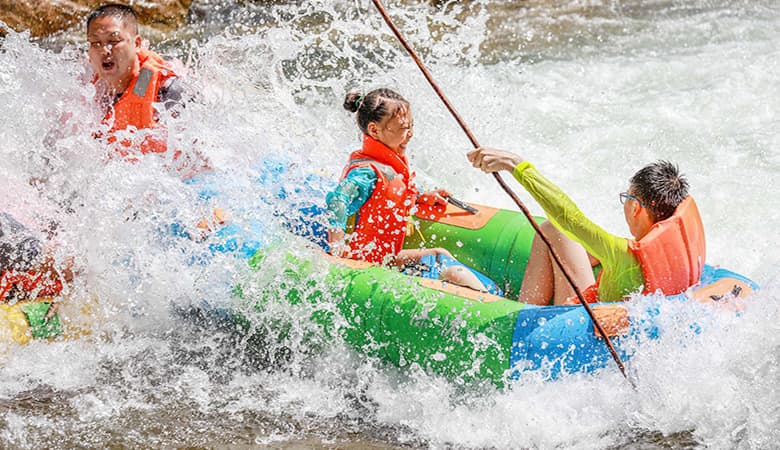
1, 1, 779, 448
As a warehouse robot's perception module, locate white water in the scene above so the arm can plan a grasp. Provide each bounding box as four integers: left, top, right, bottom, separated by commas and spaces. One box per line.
1, 1, 779, 448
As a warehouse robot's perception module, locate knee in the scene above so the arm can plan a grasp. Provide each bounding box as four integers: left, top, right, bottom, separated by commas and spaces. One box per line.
531, 221, 562, 250
431, 247, 453, 258
441, 265, 461, 278
538, 221, 580, 250
539, 220, 562, 237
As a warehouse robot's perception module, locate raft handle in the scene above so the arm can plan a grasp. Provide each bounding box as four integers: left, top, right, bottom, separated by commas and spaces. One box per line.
710, 284, 743, 301
446, 196, 478, 215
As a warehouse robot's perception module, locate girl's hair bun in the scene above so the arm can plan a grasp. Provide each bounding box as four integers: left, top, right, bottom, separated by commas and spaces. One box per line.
343, 92, 363, 113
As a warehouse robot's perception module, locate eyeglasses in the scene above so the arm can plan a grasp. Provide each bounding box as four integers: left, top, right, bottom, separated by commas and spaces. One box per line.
619, 192, 644, 207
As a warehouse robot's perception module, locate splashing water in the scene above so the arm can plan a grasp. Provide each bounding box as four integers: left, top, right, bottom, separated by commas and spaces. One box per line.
1, 1, 779, 448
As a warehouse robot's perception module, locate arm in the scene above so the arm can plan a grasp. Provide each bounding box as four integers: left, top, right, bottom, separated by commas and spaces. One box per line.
512, 163, 627, 263
414, 188, 450, 220
158, 76, 184, 111
325, 167, 378, 231
467, 148, 625, 263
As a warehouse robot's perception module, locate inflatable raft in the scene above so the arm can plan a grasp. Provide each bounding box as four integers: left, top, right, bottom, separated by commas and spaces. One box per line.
0, 296, 99, 346
0, 300, 61, 345
232, 201, 758, 385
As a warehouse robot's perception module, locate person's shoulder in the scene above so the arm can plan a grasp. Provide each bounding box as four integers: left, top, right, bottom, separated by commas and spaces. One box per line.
157, 75, 184, 108
159, 75, 182, 94
141, 49, 182, 81
345, 165, 379, 179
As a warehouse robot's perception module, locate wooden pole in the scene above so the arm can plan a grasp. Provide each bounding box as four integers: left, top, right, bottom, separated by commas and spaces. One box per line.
369, 0, 630, 380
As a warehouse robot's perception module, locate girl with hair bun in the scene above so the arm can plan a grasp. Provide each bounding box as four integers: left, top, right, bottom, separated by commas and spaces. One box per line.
327, 88, 498, 293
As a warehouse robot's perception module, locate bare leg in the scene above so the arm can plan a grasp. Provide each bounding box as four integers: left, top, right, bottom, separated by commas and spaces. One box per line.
519, 221, 595, 305
395, 248, 487, 292
391, 248, 439, 267
440, 264, 486, 291
519, 227, 554, 305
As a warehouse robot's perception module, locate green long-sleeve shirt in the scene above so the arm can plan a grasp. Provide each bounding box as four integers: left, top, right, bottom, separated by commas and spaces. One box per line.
512, 162, 644, 302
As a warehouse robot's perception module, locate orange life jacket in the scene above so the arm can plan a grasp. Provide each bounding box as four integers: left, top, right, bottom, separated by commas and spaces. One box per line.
572, 196, 706, 304
0, 269, 62, 303
341, 135, 419, 264
102, 49, 177, 158
628, 196, 706, 295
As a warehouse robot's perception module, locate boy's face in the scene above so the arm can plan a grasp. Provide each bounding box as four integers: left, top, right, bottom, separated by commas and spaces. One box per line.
623, 186, 646, 238
87, 16, 141, 90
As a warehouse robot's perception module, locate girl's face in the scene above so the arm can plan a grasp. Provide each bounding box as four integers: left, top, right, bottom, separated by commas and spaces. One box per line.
369, 108, 414, 155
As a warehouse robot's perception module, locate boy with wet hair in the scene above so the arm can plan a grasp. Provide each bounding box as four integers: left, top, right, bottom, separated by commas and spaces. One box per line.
629, 161, 690, 223
468, 148, 704, 305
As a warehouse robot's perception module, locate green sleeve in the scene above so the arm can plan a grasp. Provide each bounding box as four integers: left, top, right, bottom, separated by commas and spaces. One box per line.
511, 162, 644, 301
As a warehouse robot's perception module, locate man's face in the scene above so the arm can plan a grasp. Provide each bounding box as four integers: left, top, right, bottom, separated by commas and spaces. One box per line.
87, 16, 141, 89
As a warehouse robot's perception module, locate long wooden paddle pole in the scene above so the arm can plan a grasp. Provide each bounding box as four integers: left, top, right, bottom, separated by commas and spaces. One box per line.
369, 0, 629, 380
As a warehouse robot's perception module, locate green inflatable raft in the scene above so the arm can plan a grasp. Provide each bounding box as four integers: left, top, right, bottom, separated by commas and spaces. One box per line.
230, 202, 757, 385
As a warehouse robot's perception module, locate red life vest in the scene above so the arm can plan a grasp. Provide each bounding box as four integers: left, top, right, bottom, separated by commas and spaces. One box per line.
0, 270, 62, 303
572, 196, 706, 304
628, 196, 706, 295
341, 135, 419, 264
102, 49, 177, 157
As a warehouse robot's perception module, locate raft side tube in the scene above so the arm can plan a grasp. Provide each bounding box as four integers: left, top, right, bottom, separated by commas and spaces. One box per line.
405, 203, 543, 298
242, 250, 527, 385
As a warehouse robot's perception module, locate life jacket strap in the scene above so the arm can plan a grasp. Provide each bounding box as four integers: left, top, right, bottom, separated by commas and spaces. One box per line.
132, 68, 154, 98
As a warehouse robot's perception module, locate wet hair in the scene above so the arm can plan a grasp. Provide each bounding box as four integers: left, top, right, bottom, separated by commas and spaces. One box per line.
86, 4, 139, 34
343, 88, 409, 134
629, 160, 689, 222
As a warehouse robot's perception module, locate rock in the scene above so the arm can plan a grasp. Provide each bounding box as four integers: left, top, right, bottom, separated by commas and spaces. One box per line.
0, 0, 193, 39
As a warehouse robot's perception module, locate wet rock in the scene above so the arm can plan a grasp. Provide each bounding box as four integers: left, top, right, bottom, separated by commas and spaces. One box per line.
0, 0, 193, 39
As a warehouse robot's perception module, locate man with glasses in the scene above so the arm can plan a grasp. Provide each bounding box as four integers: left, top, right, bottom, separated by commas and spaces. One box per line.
467, 147, 704, 305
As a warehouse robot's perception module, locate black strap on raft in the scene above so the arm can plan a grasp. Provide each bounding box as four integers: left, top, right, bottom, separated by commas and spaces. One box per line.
446, 196, 479, 215
369, 0, 631, 383
710, 284, 743, 301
